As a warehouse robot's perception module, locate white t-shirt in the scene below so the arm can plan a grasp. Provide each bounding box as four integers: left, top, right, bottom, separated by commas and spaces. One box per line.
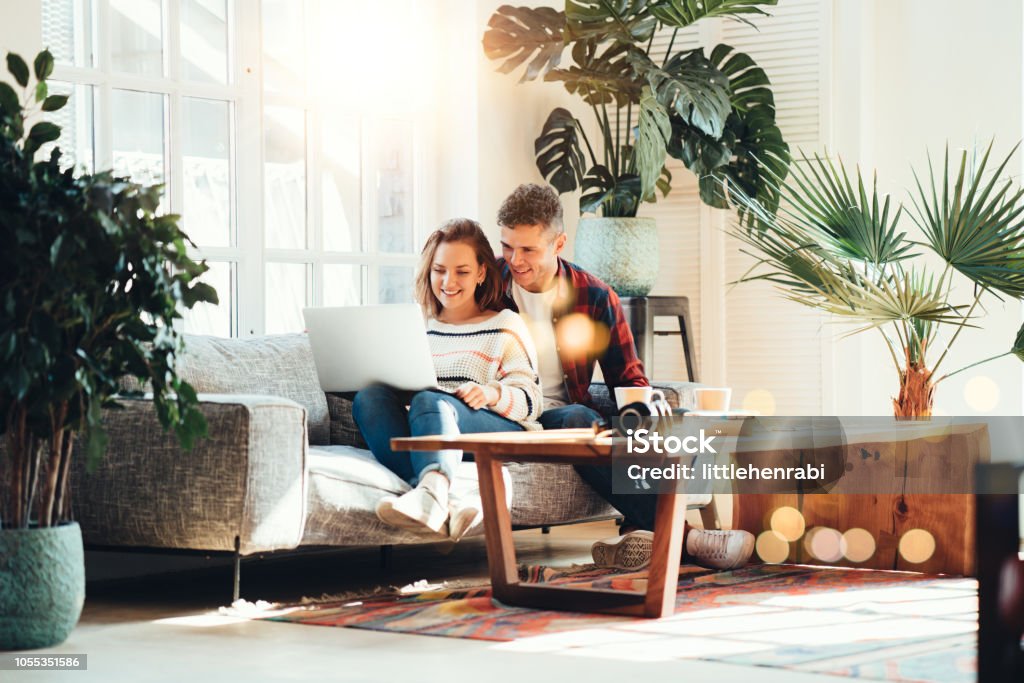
512, 282, 569, 409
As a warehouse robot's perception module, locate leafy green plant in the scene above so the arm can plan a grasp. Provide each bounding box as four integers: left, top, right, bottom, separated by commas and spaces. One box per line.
483, 0, 790, 219
0, 50, 217, 529
727, 143, 1024, 416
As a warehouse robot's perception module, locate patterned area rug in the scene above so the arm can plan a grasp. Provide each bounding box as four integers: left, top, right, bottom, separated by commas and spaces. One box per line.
262, 564, 978, 683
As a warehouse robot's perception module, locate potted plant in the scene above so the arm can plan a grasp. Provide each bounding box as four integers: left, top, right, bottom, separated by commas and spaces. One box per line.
483, 0, 790, 295
727, 144, 1024, 417
0, 50, 216, 649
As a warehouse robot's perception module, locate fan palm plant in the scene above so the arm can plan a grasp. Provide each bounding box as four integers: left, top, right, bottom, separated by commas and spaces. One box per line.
728, 143, 1024, 416
483, 0, 790, 219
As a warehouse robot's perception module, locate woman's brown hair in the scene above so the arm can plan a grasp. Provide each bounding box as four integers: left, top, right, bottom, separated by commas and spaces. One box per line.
415, 218, 504, 318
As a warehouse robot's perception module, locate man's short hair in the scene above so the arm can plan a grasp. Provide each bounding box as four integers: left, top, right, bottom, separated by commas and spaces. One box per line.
497, 183, 564, 236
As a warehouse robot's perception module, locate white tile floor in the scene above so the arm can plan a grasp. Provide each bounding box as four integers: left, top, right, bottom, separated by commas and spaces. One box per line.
10, 522, 851, 683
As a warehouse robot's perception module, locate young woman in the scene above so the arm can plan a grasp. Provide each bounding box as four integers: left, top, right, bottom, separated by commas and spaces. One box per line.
352, 218, 542, 540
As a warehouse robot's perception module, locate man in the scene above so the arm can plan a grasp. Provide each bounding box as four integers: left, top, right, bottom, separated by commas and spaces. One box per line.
495, 183, 754, 571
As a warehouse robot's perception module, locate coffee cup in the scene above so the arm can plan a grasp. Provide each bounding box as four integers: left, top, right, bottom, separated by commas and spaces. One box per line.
694, 387, 732, 412
615, 386, 671, 416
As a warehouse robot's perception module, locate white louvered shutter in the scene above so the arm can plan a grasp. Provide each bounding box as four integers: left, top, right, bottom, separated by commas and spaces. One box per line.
720, 0, 830, 415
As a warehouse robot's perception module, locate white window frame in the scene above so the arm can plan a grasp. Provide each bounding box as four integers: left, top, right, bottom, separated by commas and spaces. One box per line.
46, 0, 438, 338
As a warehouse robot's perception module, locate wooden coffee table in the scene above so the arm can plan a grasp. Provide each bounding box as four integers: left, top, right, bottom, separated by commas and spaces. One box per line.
391, 429, 686, 618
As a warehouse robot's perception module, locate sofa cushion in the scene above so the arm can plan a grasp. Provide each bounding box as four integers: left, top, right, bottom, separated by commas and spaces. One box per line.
301, 445, 507, 545
174, 334, 330, 445
301, 446, 711, 545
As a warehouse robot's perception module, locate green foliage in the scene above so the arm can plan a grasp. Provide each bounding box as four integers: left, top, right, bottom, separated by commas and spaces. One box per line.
483, 0, 789, 218
728, 143, 1024, 387
0, 50, 217, 529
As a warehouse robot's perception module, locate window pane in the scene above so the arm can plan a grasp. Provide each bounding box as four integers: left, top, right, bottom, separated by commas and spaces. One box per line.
182, 97, 231, 247
322, 115, 361, 252
181, 0, 228, 84
40, 82, 95, 174
323, 265, 362, 307
42, 0, 94, 67
183, 261, 233, 337
265, 262, 308, 334
261, 0, 305, 97
111, 89, 166, 193
375, 119, 414, 253
264, 106, 306, 249
379, 266, 413, 304
110, 0, 164, 76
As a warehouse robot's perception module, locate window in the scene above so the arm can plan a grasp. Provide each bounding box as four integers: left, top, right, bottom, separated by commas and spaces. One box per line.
44, 0, 239, 338
42, 0, 441, 337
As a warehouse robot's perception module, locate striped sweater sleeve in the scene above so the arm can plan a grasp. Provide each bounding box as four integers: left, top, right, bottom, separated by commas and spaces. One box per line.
487, 311, 542, 423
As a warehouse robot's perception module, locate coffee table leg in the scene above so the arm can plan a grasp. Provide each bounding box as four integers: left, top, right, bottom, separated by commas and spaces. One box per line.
475, 451, 518, 593
644, 491, 687, 617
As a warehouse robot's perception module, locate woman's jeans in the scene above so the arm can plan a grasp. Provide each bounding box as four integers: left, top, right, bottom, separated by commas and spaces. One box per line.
352, 384, 524, 486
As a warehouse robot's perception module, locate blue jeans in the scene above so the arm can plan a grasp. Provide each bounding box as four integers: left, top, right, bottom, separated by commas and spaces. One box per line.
352, 384, 524, 486
541, 404, 657, 531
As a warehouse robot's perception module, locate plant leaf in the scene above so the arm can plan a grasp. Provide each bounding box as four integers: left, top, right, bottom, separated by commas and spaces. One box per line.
544, 40, 640, 107
33, 49, 54, 81
0, 81, 19, 115
534, 107, 587, 193
635, 86, 670, 199
565, 0, 657, 45
482, 5, 566, 83
909, 142, 1024, 298
649, 0, 777, 30
41, 94, 68, 112
630, 48, 731, 138
6, 52, 29, 87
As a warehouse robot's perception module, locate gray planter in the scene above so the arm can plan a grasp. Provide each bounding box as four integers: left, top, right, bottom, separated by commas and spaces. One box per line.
573, 217, 659, 297
0, 522, 85, 650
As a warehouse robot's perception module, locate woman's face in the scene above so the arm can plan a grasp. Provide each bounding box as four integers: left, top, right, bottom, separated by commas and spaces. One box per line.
430, 241, 485, 316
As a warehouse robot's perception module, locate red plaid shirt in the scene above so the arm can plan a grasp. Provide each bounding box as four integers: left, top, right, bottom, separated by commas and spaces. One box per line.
498, 257, 649, 408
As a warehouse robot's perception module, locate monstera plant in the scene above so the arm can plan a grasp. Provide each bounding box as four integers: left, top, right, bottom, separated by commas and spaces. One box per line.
483, 0, 790, 219
727, 143, 1024, 417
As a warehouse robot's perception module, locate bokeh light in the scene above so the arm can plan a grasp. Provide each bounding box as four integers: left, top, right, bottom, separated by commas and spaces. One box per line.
756, 530, 789, 564
556, 313, 609, 358
770, 506, 806, 542
964, 375, 999, 412
804, 526, 843, 563
898, 528, 936, 564
840, 528, 877, 563
742, 389, 775, 415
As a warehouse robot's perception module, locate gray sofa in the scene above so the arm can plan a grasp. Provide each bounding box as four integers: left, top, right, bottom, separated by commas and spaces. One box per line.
72, 334, 701, 566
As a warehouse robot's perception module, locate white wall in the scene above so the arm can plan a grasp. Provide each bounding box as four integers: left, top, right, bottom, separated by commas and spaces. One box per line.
832, 0, 1024, 416
0, 2, 42, 60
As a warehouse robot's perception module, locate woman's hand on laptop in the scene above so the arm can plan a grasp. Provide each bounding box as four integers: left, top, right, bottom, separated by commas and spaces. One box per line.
456, 382, 499, 410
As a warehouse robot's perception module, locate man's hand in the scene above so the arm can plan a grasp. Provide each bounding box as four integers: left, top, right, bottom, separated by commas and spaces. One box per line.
456, 382, 499, 410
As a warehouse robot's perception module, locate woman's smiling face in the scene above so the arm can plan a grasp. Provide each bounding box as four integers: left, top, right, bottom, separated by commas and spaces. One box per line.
430, 240, 485, 316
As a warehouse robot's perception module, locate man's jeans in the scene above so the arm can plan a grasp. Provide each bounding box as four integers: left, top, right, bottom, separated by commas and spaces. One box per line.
540, 404, 656, 531
353, 384, 523, 487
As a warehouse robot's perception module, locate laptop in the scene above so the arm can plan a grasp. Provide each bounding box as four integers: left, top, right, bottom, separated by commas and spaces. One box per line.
302, 304, 438, 392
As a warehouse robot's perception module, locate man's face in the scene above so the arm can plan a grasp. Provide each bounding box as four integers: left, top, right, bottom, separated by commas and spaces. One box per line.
500, 223, 566, 293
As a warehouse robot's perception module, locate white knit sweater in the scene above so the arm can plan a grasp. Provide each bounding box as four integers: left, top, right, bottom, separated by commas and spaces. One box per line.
427, 308, 542, 429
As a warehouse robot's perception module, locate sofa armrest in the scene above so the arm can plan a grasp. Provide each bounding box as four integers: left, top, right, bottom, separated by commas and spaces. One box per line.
72, 394, 307, 555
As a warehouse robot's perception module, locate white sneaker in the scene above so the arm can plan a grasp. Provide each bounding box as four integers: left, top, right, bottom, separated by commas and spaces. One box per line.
448, 503, 482, 542
591, 530, 654, 570
685, 529, 755, 569
375, 486, 449, 534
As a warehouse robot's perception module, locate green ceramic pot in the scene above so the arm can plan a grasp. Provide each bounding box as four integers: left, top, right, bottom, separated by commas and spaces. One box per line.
573, 216, 659, 297
0, 522, 85, 650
